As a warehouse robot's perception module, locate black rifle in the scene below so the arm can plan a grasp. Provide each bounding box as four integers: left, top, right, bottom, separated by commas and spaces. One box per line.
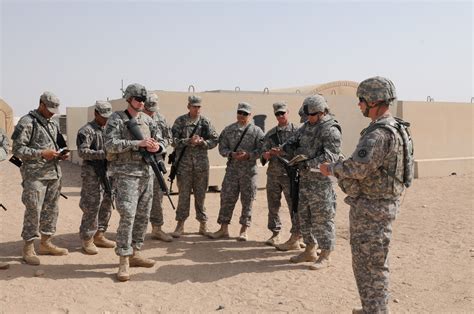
9, 155, 68, 199
168, 120, 201, 192
89, 160, 115, 209
276, 156, 299, 214
123, 112, 175, 210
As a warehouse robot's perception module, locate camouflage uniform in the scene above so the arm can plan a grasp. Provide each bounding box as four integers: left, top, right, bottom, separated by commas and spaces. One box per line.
0, 128, 9, 161
12, 109, 63, 241
171, 114, 218, 223
283, 114, 342, 249
76, 120, 113, 240
262, 123, 299, 234
149, 112, 173, 228
217, 121, 264, 226
329, 113, 405, 313
104, 111, 164, 256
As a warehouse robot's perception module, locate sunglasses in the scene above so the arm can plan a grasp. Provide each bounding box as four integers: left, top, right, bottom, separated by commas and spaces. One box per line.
275, 111, 286, 117
358, 97, 367, 104
237, 110, 249, 116
308, 112, 321, 116
133, 96, 147, 103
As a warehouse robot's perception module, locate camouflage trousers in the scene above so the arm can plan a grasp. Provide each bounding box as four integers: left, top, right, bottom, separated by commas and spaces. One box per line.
175, 169, 208, 222
348, 196, 398, 314
79, 166, 113, 240
217, 168, 257, 227
113, 174, 153, 256
297, 175, 336, 249
266, 174, 300, 234
149, 176, 165, 227
21, 178, 61, 241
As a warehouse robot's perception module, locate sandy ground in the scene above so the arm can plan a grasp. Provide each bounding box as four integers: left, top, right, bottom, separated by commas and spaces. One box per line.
0, 160, 472, 313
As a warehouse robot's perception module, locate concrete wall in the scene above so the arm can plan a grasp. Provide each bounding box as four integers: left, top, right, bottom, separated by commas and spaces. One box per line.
398, 101, 474, 177
66, 92, 474, 188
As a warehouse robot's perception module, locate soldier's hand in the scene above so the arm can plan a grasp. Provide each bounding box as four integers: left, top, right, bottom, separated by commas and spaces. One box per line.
233, 151, 249, 161
270, 147, 282, 156
58, 152, 70, 160
319, 163, 331, 176
263, 151, 271, 160
41, 149, 59, 161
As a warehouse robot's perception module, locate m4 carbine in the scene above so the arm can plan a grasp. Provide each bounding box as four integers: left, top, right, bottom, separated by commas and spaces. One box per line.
124, 116, 175, 210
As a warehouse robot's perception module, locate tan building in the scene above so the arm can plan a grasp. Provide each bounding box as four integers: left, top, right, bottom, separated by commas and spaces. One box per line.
0, 99, 14, 137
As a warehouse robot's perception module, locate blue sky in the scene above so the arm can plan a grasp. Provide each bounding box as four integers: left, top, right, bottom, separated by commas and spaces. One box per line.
1, 0, 472, 116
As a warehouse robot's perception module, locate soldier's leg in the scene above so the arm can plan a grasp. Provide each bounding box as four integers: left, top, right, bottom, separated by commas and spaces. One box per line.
21, 179, 47, 241
297, 187, 317, 246
313, 200, 336, 251
131, 175, 153, 251
175, 172, 192, 222
114, 175, 139, 257
39, 178, 61, 236
238, 171, 257, 227
350, 205, 392, 313
193, 169, 209, 222
79, 174, 101, 240
149, 176, 164, 227
217, 170, 240, 225
266, 174, 283, 233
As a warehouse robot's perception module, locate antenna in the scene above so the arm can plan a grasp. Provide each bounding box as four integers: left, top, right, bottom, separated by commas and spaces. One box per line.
120, 79, 125, 96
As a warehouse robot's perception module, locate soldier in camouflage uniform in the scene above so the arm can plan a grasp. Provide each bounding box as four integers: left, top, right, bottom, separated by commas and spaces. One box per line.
77, 101, 115, 255
0, 128, 10, 269
170, 95, 219, 238
278, 95, 342, 269
260, 102, 300, 248
104, 83, 165, 282
208, 102, 264, 241
143, 93, 174, 242
320, 77, 411, 313
11, 92, 69, 266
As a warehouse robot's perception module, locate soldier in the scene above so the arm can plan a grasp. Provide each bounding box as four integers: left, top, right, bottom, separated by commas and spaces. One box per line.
104, 83, 165, 282
208, 102, 264, 241
277, 95, 342, 269
76, 101, 115, 255
260, 102, 300, 247
143, 93, 173, 242
320, 77, 413, 313
169, 95, 219, 238
12, 92, 69, 266
0, 127, 10, 269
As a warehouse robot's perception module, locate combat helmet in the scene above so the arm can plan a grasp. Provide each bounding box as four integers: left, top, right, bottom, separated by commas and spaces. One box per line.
357, 76, 397, 105
123, 83, 147, 101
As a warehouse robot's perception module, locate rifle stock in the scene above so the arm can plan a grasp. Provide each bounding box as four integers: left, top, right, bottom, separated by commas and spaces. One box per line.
90, 160, 115, 209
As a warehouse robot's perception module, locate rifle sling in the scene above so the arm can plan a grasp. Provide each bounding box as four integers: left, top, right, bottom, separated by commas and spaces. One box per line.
173, 118, 201, 168
28, 112, 60, 151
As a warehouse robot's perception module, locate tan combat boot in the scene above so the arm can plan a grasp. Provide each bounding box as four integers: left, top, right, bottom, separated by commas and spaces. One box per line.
265, 232, 280, 246
39, 235, 68, 256
23, 240, 40, 265
289, 243, 317, 263
82, 238, 99, 255
94, 231, 116, 248
117, 256, 130, 282
198, 221, 209, 235
352, 308, 363, 314
276, 233, 301, 251
237, 225, 248, 241
0, 262, 9, 270
171, 220, 185, 238
309, 249, 331, 270
129, 249, 155, 268
151, 225, 173, 242
208, 224, 229, 239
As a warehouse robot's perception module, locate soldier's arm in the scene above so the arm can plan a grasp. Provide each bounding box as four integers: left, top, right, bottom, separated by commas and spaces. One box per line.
151, 122, 166, 153
76, 128, 105, 160
171, 117, 191, 148
158, 116, 173, 148
104, 114, 140, 153
0, 130, 9, 161
248, 127, 265, 160
218, 127, 232, 158
330, 129, 392, 180
313, 126, 343, 168
11, 120, 43, 160
281, 127, 302, 154
201, 119, 219, 150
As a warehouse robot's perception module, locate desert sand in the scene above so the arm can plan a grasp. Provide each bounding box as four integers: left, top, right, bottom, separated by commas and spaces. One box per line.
0, 160, 472, 313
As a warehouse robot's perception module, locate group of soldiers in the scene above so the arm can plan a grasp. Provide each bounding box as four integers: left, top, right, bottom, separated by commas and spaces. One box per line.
1, 76, 413, 314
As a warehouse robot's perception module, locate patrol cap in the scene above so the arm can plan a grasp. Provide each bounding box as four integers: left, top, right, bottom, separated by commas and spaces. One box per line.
273, 101, 288, 114
123, 83, 147, 100
145, 93, 159, 112
237, 102, 252, 113
94, 101, 112, 118
188, 95, 202, 106
40, 91, 60, 114
303, 95, 328, 114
